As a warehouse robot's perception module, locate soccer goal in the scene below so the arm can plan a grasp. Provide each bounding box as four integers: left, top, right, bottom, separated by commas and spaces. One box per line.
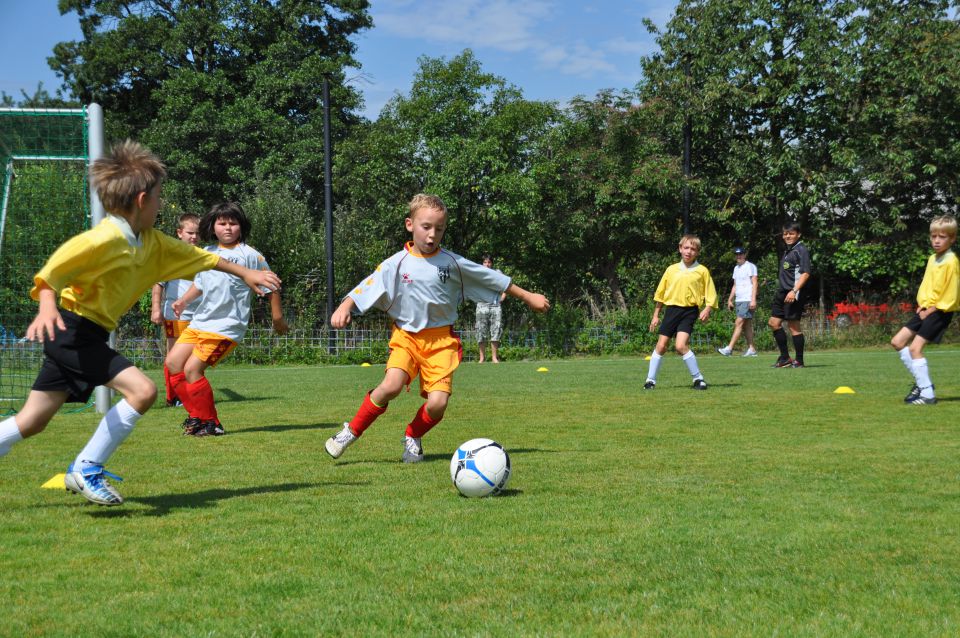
0, 105, 105, 414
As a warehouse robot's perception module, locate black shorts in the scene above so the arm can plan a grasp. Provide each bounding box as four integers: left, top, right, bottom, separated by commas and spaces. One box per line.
32, 309, 134, 403
659, 306, 698, 338
770, 289, 807, 321
903, 309, 954, 344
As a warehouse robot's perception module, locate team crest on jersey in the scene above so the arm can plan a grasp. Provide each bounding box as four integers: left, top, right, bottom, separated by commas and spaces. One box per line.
401, 273, 413, 284
437, 265, 450, 283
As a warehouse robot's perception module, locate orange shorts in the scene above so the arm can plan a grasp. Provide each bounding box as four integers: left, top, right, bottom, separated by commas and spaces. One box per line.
164, 319, 190, 339
387, 325, 463, 397
176, 327, 237, 367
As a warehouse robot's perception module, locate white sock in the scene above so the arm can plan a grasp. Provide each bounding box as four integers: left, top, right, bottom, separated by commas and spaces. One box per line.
683, 351, 703, 380
911, 358, 935, 398
897, 347, 913, 374
74, 399, 142, 467
646, 351, 663, 382
0, 416, 23, 457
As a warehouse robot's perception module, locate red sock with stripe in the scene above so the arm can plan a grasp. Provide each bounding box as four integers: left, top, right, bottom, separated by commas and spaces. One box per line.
170, 372, 193, 416
405, 403, 441, 438
348, 392, 387, 436
184, 377, 218, 424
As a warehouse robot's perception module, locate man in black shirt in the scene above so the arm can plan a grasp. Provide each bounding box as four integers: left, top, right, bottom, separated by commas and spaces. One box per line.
769, 221, 812, 367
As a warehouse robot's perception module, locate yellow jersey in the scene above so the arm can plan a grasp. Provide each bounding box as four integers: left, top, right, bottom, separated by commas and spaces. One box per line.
31, 216, 221, 331
917, 250, 960, 312
654, 261, 718, 309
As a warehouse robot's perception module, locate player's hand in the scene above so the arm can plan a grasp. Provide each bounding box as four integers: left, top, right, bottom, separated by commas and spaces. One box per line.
785, 291, 797, 303
525, 293, 550, 313
272, 317, 289, 335
331, 306, 352, 329
150, 309, 162, 325
172, 298, 185, 318
245, 270, 282, 296
727, 300, 734, 310
749, 301, 756, 310
649, 316, 660, 332
699, 309, 711, 322
26, 308, 66, 343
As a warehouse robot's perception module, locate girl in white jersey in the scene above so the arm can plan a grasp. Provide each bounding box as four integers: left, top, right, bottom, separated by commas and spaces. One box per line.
165, 203, 288, 436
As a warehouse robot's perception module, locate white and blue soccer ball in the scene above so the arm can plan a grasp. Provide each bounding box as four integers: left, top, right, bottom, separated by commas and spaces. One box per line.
450, 438, 511, 498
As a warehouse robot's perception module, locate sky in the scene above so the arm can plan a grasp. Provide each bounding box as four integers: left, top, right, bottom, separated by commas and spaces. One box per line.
0, 0, 677, 119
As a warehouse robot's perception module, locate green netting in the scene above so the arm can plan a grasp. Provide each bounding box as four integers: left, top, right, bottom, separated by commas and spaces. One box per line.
0, 108, 91, 414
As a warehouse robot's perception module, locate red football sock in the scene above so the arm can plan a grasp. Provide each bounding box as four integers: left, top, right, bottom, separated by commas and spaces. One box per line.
405, 403, 441, 438
348, 392, 387, 436
184, 377, 218, 423
170, 372, 193, 416
163, 364, 174, 403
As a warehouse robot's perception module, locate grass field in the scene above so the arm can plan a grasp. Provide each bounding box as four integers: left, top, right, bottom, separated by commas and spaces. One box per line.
3, 349, 960, 636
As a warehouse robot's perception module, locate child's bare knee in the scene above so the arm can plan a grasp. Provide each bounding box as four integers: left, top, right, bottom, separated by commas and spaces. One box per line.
124, 379, 158, 410
426, 394, 449, 418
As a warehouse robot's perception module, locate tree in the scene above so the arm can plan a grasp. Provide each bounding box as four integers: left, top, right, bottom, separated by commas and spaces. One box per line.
51, 0, 372, 208
334, 50, 559, 287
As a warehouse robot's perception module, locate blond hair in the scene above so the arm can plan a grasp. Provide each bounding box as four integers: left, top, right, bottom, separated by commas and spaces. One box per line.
679, 233, 701, 251
408, 193, 447, 219
90, 140, 166, 213
930, 215, 958, 240
177, 212, 200, 229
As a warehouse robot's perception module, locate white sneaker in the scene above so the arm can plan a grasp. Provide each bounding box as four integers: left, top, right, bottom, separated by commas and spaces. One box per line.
743, 348, 758, 357
64, 462, 124, 506
717, 346, 732, 356
325, 423, 358, 459
402, 436, 424, 463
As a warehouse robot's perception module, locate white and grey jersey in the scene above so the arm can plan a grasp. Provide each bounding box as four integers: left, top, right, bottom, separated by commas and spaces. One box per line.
778, 241, 812, 291
160, 278, 199, 321
189, 243, 273, 341
348, 243, 511, 333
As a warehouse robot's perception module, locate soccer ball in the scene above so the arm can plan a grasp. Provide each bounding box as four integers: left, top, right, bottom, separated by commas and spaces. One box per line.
450, 438, 511, 498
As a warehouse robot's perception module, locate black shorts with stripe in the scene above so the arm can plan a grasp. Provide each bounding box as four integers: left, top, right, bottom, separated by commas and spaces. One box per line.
32, 309, 134, 403
903, 309, 954, 344
770, 288, 807, 321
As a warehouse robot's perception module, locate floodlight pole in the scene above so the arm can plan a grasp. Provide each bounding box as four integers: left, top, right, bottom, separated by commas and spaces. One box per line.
323, 77, 336, 354
88, 103, 112, 415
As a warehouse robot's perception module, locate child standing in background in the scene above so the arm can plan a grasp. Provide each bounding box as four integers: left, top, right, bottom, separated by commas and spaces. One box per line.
151, 212, 201, 407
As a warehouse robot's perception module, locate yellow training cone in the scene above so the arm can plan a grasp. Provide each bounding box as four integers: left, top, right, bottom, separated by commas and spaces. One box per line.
644, 356, 651, 361
41, 473, 65, 489
834, 386, 856, 394
361, 362, 371, 367
537, 367, 549, 372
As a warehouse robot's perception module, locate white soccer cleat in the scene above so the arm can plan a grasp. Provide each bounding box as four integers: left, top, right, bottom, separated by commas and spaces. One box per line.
402, 436, 424, 463
717, 346, 732, 356
325, 423, 358, 459
64, 462, 124, 506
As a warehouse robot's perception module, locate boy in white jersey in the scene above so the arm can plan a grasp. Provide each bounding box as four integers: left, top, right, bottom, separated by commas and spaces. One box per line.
0, 141, 280, 506
890, 215, 960, 405
325, 193, 550, 462
717, 247, 759, 357
165, 202, 288, 436
151, 212, 201, 406
644, 234, 718, 390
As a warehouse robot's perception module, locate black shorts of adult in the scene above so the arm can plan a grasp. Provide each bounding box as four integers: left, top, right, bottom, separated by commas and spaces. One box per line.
32, 308, 134, 403
903, 309, 954, 344
659, 305, 699, 338
770, 288, 807, 322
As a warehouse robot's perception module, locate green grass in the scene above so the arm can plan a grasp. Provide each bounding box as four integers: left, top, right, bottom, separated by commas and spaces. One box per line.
3, 349, 960, 636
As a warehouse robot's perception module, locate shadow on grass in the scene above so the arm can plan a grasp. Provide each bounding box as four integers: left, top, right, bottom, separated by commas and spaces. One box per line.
215, 388, 274, 403
86, 481, 367, 518
230, 422, 341, 434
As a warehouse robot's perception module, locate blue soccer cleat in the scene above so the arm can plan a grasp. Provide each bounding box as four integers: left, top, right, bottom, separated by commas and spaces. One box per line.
64, 462, 124, 506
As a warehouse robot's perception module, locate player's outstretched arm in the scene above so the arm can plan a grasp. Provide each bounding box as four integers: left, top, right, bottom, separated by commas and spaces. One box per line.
505, 284, 550, 313
213, 258, 281, 296
331, 297, 357, 329
26, 284, 66, 343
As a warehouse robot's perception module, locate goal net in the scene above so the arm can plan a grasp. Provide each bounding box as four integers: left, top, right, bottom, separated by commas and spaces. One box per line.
0, 107, 95, 414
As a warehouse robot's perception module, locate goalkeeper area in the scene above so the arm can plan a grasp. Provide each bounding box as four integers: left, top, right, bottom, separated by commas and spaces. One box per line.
0, 107, 94, 414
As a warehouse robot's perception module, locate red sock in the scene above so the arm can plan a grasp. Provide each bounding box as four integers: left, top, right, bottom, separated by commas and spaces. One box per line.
184, 377, 218, 423
348, 392, 387, 436
163, 364, 174, 403
405, 403, 441, 438
170, 372, 192, 415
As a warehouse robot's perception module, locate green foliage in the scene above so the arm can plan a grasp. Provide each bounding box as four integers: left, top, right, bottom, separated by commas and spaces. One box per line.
53, 0, 372, 210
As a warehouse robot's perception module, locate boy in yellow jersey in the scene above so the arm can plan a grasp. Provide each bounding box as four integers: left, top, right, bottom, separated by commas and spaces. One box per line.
891, 216, 960, 405
150, 211, 201, 407
645, 234, 718, 390
0, 141, 280, 506
325, 194, 550, 463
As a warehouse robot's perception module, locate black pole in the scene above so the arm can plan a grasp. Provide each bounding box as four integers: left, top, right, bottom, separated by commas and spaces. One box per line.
323, 77, 335, 353
682, 56, 691, 235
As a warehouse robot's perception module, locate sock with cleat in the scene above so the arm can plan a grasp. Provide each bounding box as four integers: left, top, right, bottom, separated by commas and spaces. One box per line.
646, 351, 663, 383
74, 399, 142, 466
349, 392, 387, 436
405, 403, 441, 439
682, 350, 703, 380
773, 328, 790, 361
0, 416, 23, 457
792, 333, 805, 364
911, 358, 935, 399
